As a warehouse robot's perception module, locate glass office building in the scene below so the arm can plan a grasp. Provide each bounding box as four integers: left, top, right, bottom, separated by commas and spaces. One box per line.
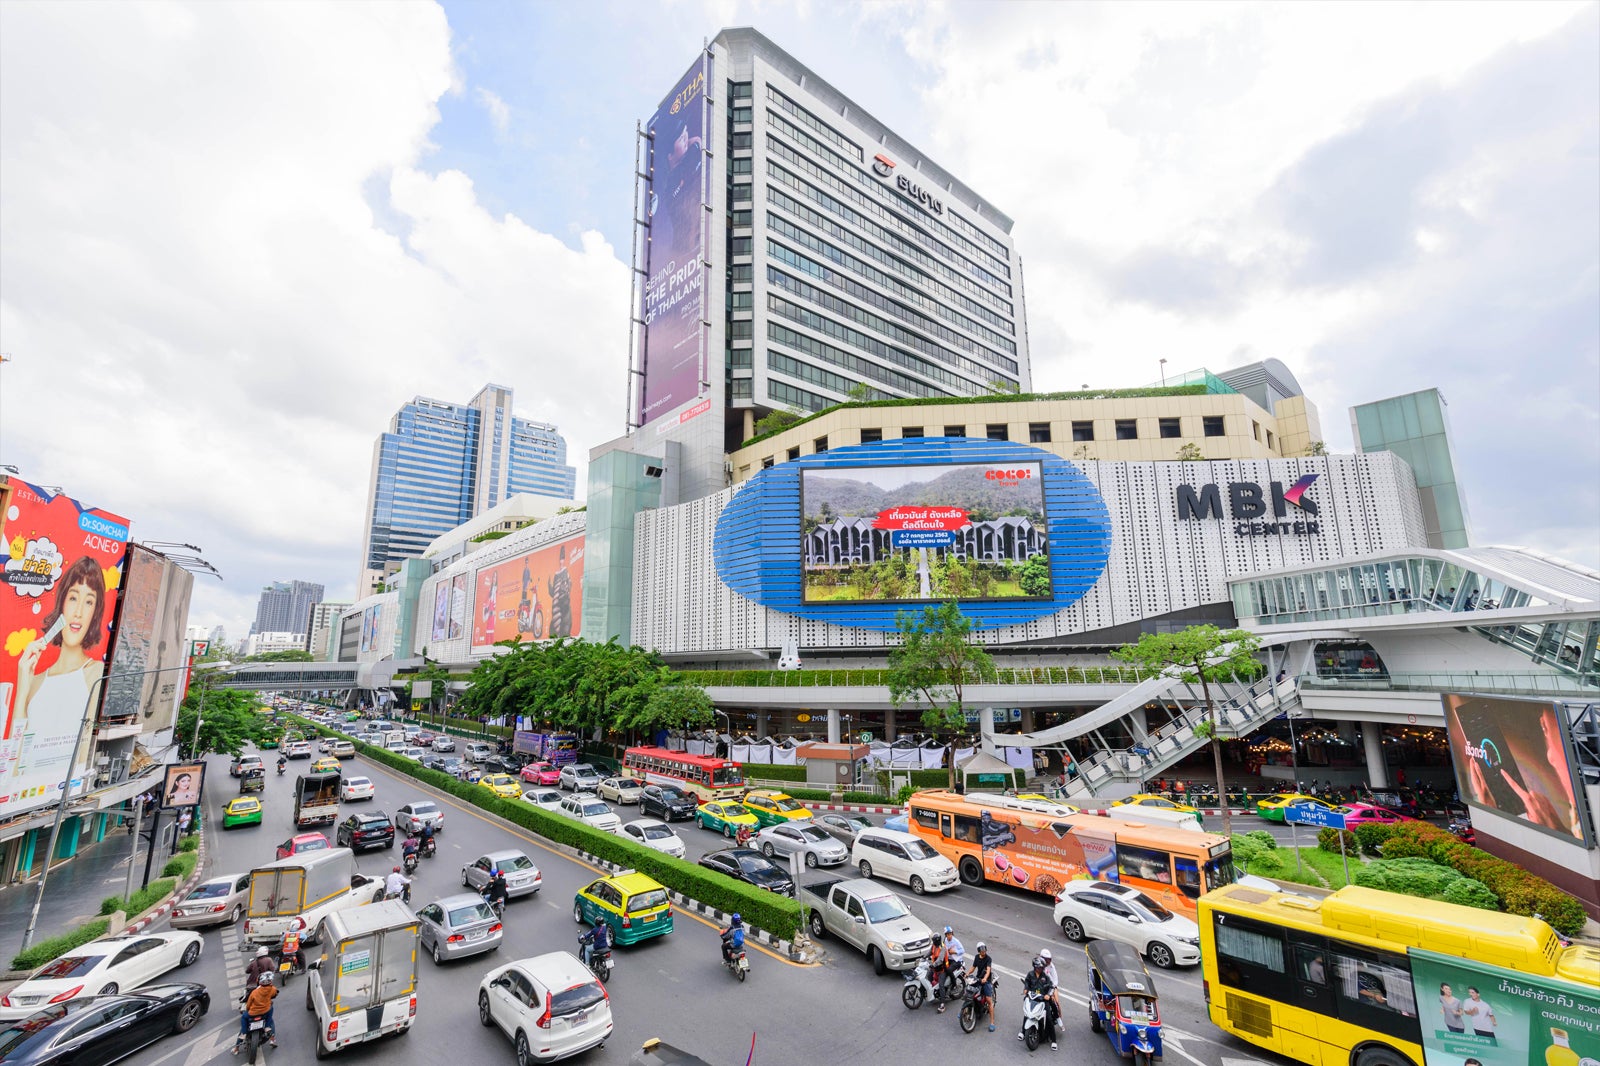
359, 385, 577, 595
1350, 388, 1471, 549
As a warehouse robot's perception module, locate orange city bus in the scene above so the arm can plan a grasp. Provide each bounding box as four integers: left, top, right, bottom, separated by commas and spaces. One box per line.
905, 789, 1235, 920
621, 746, 745, 804
1200, 883, 1600, 1066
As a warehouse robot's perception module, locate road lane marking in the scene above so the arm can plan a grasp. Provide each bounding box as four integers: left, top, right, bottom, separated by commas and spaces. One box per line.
352, 754, 813, 967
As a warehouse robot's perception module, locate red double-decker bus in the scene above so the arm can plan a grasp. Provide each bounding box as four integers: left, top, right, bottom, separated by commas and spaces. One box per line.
621, 746, 744, 803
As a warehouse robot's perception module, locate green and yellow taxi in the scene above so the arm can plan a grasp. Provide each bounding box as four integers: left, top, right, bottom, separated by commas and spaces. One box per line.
478, 773, 523, 800
1256, 793, 1335, 822
310, 756, 341, 775
695, 800, 761, 838
573, 871, 673, 944
1112, 793, 1204, 824
221, 797, 263, 829
741, 790, 814, 828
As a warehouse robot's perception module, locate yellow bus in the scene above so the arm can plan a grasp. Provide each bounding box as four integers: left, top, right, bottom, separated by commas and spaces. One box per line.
904, 789, 1236, 920
1200, 883, 1600, 1066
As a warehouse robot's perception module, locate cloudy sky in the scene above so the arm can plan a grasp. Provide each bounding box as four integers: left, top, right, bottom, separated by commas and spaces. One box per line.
1, 0, 1595, 644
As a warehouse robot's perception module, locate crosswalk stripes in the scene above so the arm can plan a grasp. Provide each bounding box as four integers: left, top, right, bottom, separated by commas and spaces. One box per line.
220, 924, 248, 1005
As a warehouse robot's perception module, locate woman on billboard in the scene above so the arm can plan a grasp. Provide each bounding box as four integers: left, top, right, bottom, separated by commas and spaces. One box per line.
10, 556, 108, 774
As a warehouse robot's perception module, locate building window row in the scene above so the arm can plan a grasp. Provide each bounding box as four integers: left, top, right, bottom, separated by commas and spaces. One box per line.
729, 263, 753, 282
765, 135, 1011, 283
1068, 415, 1230, 442
729, 81, 752, 99
729, 376, 753, 399
769, 160, 1013, 302
729, 181, 752, 203
766, 85, 862, 162
768, 322, 947, 398
768, 377, 832, 412
766, 109, 860, 175
767, 350, 891, 402
727, 347, 753, 367
766, 215, 1018, 355
941, 199, 1010, 261
730, 105, 752, 124
769, 255, 1018, 377
769, 283, 1007, 393
729, 319, 754, 339
729, 156, 752, 174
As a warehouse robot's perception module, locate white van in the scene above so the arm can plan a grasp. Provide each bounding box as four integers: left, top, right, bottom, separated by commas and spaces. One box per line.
1102, 805, 1204, 832
851, 828, 959, 895
379, 730, 407, 750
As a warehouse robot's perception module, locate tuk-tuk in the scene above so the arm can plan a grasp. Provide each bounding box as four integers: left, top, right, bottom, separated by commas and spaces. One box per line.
239, 767, 266, 794
1085, 939, 1162, 1065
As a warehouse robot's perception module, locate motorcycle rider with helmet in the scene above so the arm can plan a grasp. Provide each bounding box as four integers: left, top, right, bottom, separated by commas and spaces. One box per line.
482, 868, 509, 912
720, 913, 746, 967
969, 941, 996, 1032
233, 973, 278, 1054
1021, 956, 1058, 1051
935, 927, 966, 1013
579, 918, 611, 970
384, 865, 411, 902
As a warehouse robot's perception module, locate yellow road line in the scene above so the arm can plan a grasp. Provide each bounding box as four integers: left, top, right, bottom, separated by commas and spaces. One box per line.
354, 753, 813, 967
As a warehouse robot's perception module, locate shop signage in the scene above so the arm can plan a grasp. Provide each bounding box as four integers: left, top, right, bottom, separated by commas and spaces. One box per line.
1176, 474, 1322, 536
869, 154, 945, 216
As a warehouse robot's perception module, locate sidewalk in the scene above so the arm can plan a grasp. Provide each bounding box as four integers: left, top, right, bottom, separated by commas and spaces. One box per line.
0, 824, 149, 969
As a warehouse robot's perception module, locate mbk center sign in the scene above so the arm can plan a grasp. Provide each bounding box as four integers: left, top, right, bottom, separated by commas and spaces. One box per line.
1177, 473, 1323, 536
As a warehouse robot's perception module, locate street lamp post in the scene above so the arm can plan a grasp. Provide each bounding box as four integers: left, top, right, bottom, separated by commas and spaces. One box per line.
20, 659, 230, 952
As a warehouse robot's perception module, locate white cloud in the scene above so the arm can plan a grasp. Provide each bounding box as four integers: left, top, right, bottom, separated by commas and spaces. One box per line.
475, 87, 511, 137
0, 1, 630, 642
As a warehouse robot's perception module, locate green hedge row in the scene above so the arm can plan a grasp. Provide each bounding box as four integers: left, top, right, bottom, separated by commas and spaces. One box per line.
10, 918, 111, 972
1379, 822, 1586, 935
100, 877, 177, 919
314, 721, 804, 941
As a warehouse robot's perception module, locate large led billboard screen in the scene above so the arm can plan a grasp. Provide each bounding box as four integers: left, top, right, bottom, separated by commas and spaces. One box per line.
801, 462, 1051, 603
472, 536, 584, 649
102, 546, 193, 728
0, 481, 131, 818
636, 56, 710, 427
1442, 693, 1588, 844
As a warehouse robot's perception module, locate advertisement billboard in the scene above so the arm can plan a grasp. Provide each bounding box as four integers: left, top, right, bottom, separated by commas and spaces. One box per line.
1408, 947, 1600, 1066
0, 481, 131, 818
359, 605, 381, 654
101, 546, 194, 728
471, 536, 584, 649
637, 55, 711, 427
1442, 693, 1588, 844
801, 462, 1052, 603
448, 574, 467, 639
429, 581, 449, 643
159, 761, 205, 810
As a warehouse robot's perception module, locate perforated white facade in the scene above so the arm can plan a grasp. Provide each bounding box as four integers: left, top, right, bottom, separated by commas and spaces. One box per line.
632, 453, 1426, 655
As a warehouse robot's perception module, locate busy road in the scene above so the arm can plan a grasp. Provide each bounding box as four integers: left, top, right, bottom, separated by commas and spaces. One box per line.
110, 742, 1295, 1066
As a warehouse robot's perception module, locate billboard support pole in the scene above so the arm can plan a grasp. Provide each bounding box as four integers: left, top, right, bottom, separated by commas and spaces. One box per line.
123, 798, 143, 903
142, 809, 163, 890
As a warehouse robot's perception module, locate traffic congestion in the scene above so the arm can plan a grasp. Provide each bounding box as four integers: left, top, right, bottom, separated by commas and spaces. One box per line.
2, 700, 1596, 1066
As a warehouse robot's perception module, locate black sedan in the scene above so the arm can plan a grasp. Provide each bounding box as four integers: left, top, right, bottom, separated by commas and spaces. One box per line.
698, 847, 795, 897
640, 784, 699, 822
0, 985, 208, 1065
336, 812, 395, 852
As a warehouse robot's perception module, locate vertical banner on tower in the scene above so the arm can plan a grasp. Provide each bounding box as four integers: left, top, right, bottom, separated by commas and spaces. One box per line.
637, 54, 712, 427
0, 481, 131, 818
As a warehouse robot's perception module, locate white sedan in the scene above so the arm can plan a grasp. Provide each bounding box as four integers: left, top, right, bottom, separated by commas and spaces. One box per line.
0, 931, 204, 1020
340, 776, 376, 801
522, 788, 564, 814
1052, 880, 1201, 969
621, 818, 686, 858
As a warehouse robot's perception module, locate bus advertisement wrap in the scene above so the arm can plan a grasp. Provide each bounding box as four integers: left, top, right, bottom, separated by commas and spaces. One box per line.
1408, 948, 1600, 1066
471, 536, 584, 649
801, 462, 1052, 603
1442, 693, 1588, 844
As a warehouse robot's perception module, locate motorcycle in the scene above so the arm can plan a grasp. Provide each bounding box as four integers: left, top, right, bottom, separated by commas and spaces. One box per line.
421, 836, 437, 859
1448, 819, 1476, 845
902, 958, 965, 1010
275, 763, 287, 777
402, 851, 419, 875
720, 931, 749, 982
240, 1013, 272, 1065
482, 888, 506, 919
1020, 990, 1050, 1051
270, 932, 303, 984
735, 825, 754, 848
385, 883, 411, 904
581, 933, 615, 983
959, 975, 998, 1034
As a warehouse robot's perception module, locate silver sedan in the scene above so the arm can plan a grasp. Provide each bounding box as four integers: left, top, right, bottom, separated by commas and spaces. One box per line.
811, 812, 874, 846
753, 822, 850, 868
416, 893, 503, 963
462, 850, 543, 898
170, 872, 251, 928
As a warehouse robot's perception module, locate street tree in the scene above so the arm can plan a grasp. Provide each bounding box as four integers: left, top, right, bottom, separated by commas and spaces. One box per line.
1111, 624, 1262, 835
886, 601, 996, 788
242, 649, 313, 663
174, 679, 271, 759
406, 661, 451, 724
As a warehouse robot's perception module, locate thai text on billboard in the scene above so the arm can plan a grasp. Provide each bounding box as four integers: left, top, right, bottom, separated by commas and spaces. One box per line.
0, 481, 131, 818
102, 546, 194, 728
637, 55, 711, 427
1442, 693, 1589, 844
800, 462, 1052, 603
472, 536, 584, 649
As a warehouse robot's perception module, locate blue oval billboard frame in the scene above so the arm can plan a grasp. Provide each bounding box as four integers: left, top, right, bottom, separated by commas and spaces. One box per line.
712, 438, 1112, 631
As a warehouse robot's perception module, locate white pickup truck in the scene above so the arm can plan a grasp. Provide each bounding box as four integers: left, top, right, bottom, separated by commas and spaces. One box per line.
242, 847, 383, 948
800, 876, 933, 974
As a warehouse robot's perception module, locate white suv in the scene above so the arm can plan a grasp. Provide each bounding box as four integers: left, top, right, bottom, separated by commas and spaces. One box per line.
478, 953, 611, 1063
1052, 879, 1201, 969
558, 794, 621, 833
